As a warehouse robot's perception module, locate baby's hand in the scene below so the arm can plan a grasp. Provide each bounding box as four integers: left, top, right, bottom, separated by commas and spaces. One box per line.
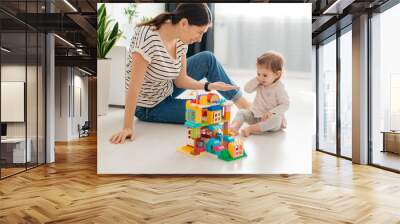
261, 112, 273, 121
256, 76, 263, 84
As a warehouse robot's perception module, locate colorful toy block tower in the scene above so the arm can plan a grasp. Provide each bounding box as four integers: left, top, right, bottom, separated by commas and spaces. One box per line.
178, 92, 247, 161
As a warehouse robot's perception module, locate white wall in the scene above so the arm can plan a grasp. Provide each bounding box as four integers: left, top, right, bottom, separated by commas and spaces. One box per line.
55, 67, 89, 141
105, 3, 165, 49
108, 46, 126, 106
55, 67, 70, 141
72, 74, 89, 138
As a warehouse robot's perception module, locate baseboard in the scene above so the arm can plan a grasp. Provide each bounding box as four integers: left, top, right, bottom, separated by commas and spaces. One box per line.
109, 104, 125, 109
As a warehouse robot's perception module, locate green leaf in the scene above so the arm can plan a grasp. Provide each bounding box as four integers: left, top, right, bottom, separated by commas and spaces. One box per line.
97, 3, 122, 59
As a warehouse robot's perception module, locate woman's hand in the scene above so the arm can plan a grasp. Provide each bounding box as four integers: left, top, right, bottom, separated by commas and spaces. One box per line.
209, 82, 239, 91
109, 128, 135, 144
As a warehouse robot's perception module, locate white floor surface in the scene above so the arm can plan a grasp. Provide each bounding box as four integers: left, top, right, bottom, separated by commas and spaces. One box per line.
98, 73, 314, 174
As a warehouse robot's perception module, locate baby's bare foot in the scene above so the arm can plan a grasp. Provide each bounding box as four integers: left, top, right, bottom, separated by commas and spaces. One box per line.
240, 128, 251, 137
230, 126, 239, 136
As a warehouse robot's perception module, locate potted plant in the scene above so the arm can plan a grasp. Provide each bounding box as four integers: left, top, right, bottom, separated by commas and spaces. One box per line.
123, 3, 138, 24
97, 3, 122, 116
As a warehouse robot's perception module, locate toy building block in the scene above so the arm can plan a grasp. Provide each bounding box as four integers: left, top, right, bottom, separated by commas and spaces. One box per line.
228, 138, 244, 158
199, 95, 208, 105
223, 103, 232, 122
207, 93, 220, 104
222, 122, 230, 135
178, 92, 247, 161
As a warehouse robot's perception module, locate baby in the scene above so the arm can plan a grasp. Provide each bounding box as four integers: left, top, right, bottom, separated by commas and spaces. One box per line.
231, 51, 289, 137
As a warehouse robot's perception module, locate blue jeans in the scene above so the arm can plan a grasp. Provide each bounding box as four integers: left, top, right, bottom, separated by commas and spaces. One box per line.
135, 51, 242, 124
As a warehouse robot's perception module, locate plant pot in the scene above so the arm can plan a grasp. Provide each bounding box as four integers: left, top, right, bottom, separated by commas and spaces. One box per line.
97, 58, 112, 116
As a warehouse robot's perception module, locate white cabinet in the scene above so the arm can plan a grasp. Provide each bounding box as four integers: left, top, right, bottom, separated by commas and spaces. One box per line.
1, 138, 32, 163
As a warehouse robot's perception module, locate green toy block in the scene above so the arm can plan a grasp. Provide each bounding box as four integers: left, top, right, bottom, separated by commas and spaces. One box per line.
218, 149, 247, 161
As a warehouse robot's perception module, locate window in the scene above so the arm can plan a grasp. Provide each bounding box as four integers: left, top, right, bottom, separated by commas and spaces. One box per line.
340, 28, 352, 158
390, 74, 400, 130
214, 3, 310, 77
317, 36, 337, 155
371, 3, 400, 171
0, 1, 46, 179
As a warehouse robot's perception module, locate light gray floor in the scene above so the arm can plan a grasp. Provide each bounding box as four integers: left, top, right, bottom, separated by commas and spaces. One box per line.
98, 73, 314, 174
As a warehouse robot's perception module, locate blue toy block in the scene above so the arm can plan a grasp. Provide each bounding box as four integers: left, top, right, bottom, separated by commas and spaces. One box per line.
184, 121, 202, 128
206, 138, 220, 154
208, 105, 222, 111
205, 124, 222, 131
223, 135, 234, 142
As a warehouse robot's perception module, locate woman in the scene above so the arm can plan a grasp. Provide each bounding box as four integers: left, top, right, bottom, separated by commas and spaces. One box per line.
110, 3, 250, 144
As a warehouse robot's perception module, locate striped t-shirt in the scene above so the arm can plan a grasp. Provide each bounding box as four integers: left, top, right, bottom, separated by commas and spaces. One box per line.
125, 25, 188, 108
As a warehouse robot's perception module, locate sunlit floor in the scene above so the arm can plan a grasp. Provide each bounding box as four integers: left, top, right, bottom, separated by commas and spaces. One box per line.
98, 72, 314, 174
373, 150, 400, 171
0, 162, 42, 179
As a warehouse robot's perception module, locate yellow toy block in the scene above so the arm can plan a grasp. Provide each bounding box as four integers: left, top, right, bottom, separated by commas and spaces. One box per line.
228, 139, 244, 158
177, 145, 207, 158
199, 95, 208, 105
185, 100, 191, 109
207, 111, 214, 124
195, 107, 202, 123
179, 145, 194, 154
224, 111, 231, 121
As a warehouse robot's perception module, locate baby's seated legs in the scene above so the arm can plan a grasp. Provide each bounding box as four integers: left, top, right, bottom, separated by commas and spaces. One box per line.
231, 109, 256, 135
241, 114, 283, 137
258, 114, 283, 132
